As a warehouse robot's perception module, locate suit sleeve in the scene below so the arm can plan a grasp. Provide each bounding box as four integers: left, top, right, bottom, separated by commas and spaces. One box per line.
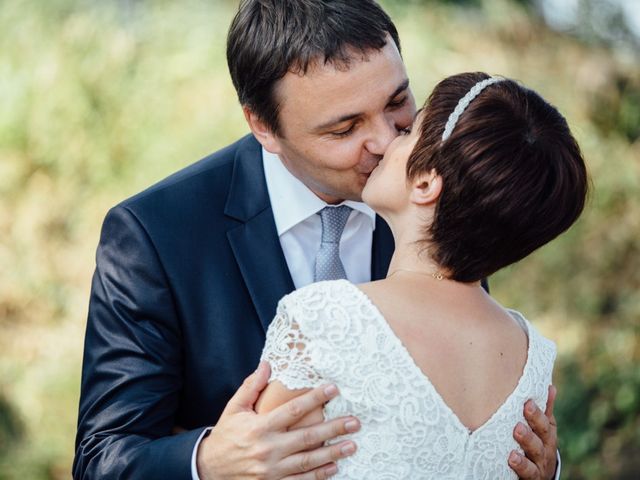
73, 205, 206, 479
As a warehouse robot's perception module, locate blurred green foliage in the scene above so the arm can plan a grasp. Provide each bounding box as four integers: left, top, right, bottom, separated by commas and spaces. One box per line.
0, 0, 638, 478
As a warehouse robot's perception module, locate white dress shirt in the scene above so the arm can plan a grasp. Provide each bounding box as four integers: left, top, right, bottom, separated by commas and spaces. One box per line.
262, 148, 376, 288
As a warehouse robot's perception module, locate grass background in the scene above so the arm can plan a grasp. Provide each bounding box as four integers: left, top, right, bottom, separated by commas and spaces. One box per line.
0, 0, 638, 478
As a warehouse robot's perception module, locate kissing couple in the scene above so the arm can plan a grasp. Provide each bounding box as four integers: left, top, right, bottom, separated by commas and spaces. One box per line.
74, 1, 588, 479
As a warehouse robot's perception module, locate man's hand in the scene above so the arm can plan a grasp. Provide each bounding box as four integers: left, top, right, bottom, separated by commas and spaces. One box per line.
509, 385, 558, 480
196, 362, 359, 480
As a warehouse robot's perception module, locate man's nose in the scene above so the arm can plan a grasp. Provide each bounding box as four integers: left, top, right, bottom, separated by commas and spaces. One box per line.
364, 116, 399, 156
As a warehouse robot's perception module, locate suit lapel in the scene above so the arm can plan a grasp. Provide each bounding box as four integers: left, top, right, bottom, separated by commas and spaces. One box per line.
371, 215, 394, 280
225, 136, 295, 333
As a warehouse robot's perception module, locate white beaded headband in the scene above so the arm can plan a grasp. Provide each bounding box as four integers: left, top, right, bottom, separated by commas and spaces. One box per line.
441, 77, 505, 142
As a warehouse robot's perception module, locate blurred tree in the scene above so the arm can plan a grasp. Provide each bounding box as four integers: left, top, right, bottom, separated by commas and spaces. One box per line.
0, 394, 24, 464
590, 73, 640, 142
535, 0, 640, 53
390, 0, 640, 54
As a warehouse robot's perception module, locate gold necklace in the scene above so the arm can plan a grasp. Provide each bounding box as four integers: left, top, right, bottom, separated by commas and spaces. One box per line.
388, 268, 446, 281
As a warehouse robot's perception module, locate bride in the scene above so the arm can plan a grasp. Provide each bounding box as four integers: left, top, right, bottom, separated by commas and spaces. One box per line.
256, 72, 588, 478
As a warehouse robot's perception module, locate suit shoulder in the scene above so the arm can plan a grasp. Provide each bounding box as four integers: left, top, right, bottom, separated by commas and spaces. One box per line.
118, 134, 258, 214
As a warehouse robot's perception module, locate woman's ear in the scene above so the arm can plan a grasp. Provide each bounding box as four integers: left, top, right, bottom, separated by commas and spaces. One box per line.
410, 169, 443, 206
243, 106, 282, 154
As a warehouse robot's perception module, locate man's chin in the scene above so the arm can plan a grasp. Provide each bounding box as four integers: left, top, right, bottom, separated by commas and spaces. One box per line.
315, 177, 366, 203
336, 188, 364, 203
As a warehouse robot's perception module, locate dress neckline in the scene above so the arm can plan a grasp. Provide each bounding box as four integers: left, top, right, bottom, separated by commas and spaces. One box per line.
336, 279, 535, 437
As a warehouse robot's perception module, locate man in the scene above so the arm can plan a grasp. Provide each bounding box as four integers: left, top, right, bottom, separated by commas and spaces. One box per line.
74, 1, 560, 479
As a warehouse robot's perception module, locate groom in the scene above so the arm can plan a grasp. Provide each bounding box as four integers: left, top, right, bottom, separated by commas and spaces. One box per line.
74, 1, 560, 479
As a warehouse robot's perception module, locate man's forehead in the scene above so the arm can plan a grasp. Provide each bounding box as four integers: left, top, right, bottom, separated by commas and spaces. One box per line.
290, 48, 375, 77
282, 44, 402, 89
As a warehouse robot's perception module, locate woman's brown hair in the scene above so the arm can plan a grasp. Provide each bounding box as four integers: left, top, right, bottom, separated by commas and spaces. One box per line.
408, 72, 589, 282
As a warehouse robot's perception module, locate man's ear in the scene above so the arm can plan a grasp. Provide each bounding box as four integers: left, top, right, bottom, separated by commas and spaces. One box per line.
410, 169, 443, 206
243, 106, 282, 154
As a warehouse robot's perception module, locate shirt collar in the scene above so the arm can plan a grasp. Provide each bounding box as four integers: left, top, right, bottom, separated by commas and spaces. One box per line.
262, 147, 376, 236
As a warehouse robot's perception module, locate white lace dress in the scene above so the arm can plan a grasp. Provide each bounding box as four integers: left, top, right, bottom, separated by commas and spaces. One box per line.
261, 280, 556, 479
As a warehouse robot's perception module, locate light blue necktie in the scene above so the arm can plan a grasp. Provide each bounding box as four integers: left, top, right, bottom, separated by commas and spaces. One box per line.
314, 206, 352, 282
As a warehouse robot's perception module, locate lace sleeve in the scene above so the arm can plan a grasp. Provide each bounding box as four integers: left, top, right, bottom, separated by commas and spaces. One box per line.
260, 297, 324, 390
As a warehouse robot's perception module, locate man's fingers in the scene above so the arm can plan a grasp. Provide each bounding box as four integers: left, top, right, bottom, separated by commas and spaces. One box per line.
524, 399, 556, 447
280, 440, 356, 477
280, 416, 360, 455
513, 421, 545, 467
545, 385, 557, 421
509, 450, 539, 479
518, 393, 558, 479
267, 384, 339, 431
225, 362, 271, 414
285, 463, 338, 480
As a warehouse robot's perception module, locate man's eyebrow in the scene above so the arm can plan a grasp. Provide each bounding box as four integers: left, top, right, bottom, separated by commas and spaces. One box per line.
312, 79, 411, 132
388, 79, 410, 104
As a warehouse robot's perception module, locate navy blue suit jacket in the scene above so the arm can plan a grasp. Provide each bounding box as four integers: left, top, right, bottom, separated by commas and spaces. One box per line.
73, 134, 396, 479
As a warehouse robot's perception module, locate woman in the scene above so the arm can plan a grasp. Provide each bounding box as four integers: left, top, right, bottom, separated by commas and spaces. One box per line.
256, 72, 588, 478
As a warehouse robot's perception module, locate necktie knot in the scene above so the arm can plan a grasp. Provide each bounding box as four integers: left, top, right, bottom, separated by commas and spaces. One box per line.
314, 205, 352, 281
319, 206, 352, 244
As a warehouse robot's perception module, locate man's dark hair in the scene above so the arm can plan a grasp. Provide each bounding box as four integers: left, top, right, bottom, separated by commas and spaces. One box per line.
407, 72, 589, 282
227, 0, 401, 135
